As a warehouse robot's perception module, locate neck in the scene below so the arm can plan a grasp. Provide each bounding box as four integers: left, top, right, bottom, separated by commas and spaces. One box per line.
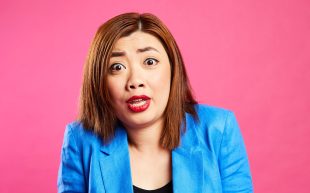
125, 119, 165, 154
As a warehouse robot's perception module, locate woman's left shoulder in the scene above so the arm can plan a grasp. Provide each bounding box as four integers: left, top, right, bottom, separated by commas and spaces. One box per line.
191, 103, 234, 129
184, 104, 253, 192
185, 104, 242, 150
194, 103, 231, 116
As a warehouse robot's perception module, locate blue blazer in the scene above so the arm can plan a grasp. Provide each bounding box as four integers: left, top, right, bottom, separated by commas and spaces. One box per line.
57, 104, 253, 193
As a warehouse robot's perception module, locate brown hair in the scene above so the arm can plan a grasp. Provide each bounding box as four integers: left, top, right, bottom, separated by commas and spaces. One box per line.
78, 12, 197, 150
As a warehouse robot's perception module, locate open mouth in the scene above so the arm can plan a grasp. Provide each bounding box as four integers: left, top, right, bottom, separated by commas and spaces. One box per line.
128, 99, 147, 106
126, 95, 151, 112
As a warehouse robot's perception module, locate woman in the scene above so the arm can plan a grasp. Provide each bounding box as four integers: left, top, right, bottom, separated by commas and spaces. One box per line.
57, 12, 253, 193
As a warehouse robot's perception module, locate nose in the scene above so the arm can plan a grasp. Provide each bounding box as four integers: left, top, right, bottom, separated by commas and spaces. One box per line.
128, 83, 144, 90
126, 67, 145, 90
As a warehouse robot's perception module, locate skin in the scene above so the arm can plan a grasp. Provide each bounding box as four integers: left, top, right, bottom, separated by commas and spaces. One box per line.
107, 31, 172, 189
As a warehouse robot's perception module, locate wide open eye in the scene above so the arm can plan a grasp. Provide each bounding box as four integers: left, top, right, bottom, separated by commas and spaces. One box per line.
144, 58, 159, 66
109, 63, 126, 72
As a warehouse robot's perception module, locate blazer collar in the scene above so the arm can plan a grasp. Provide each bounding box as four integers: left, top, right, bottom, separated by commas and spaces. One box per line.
99, 125, 133, 193
172, 114, 204, 193
99, 114, 204, 193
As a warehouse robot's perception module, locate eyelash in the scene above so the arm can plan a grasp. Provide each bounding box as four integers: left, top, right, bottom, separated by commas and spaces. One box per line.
144, 58, 159, 66
109, 58, 159, 72
109, 63, 126, 72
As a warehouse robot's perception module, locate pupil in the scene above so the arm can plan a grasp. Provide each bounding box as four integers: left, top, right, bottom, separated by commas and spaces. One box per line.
147, 60, 153, 65
116, 65, 121, 70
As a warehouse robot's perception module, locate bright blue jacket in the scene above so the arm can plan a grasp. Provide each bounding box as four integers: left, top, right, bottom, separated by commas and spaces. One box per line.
57, 104, 253, 193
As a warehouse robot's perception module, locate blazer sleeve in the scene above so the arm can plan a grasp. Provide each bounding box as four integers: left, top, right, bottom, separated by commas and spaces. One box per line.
57, 124, 86, 193
218, 111, 253, 193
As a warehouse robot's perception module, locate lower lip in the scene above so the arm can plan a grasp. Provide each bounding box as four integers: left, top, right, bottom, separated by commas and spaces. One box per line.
127, 99, 150, 112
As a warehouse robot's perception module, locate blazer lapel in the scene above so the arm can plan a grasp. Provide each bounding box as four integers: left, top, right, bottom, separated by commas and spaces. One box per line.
172, 147, 203, 193
99, 125, 133, 193
172, 115, 204, 193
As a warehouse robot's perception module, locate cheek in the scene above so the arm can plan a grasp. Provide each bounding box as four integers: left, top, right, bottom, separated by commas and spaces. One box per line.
107, 78, 124, 102
161, 64, 171, 87
151, 68, 171, 95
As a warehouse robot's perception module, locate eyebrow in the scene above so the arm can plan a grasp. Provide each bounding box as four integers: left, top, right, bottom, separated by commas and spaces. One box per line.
137, 46, 159, 53
110, 46, 159, 58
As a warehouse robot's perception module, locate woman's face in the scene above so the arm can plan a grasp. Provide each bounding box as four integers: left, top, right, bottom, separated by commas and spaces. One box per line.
107, 31, 171, 130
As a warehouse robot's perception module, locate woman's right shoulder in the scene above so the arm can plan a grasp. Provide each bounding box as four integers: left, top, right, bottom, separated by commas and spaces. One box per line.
62, 121, 102, 151
65, 121, 94, 138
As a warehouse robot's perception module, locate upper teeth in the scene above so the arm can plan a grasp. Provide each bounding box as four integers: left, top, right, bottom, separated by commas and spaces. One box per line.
131, 99, 144, 103
130, 99, 147, 107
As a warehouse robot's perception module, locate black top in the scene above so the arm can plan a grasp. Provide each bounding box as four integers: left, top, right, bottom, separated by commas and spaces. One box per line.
133, 181, 173, 193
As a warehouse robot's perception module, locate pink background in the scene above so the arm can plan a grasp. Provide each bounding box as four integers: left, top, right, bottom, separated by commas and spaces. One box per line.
1, 0, 309, 192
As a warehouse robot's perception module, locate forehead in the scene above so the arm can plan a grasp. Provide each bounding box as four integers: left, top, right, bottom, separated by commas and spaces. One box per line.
112, 31, 166, 52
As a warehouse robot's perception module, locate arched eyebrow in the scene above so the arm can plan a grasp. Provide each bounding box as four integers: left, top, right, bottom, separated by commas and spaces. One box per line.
137, 46, 159, 53
110, 46, 159, 58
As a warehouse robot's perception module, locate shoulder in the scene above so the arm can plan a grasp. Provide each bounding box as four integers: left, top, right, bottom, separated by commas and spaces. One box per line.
62, 121, 103, 152
192, 103, 233, 132
194, 103, 231, 119
185, 104, 239, 155
58, 121, 105, 192
65, 121, 98, 140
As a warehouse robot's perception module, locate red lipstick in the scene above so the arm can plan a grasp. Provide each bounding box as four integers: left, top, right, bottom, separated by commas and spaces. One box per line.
126, 95, 151, 112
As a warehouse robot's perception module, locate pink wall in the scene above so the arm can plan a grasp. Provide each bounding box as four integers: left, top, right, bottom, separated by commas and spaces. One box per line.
1, 0, 309, 192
